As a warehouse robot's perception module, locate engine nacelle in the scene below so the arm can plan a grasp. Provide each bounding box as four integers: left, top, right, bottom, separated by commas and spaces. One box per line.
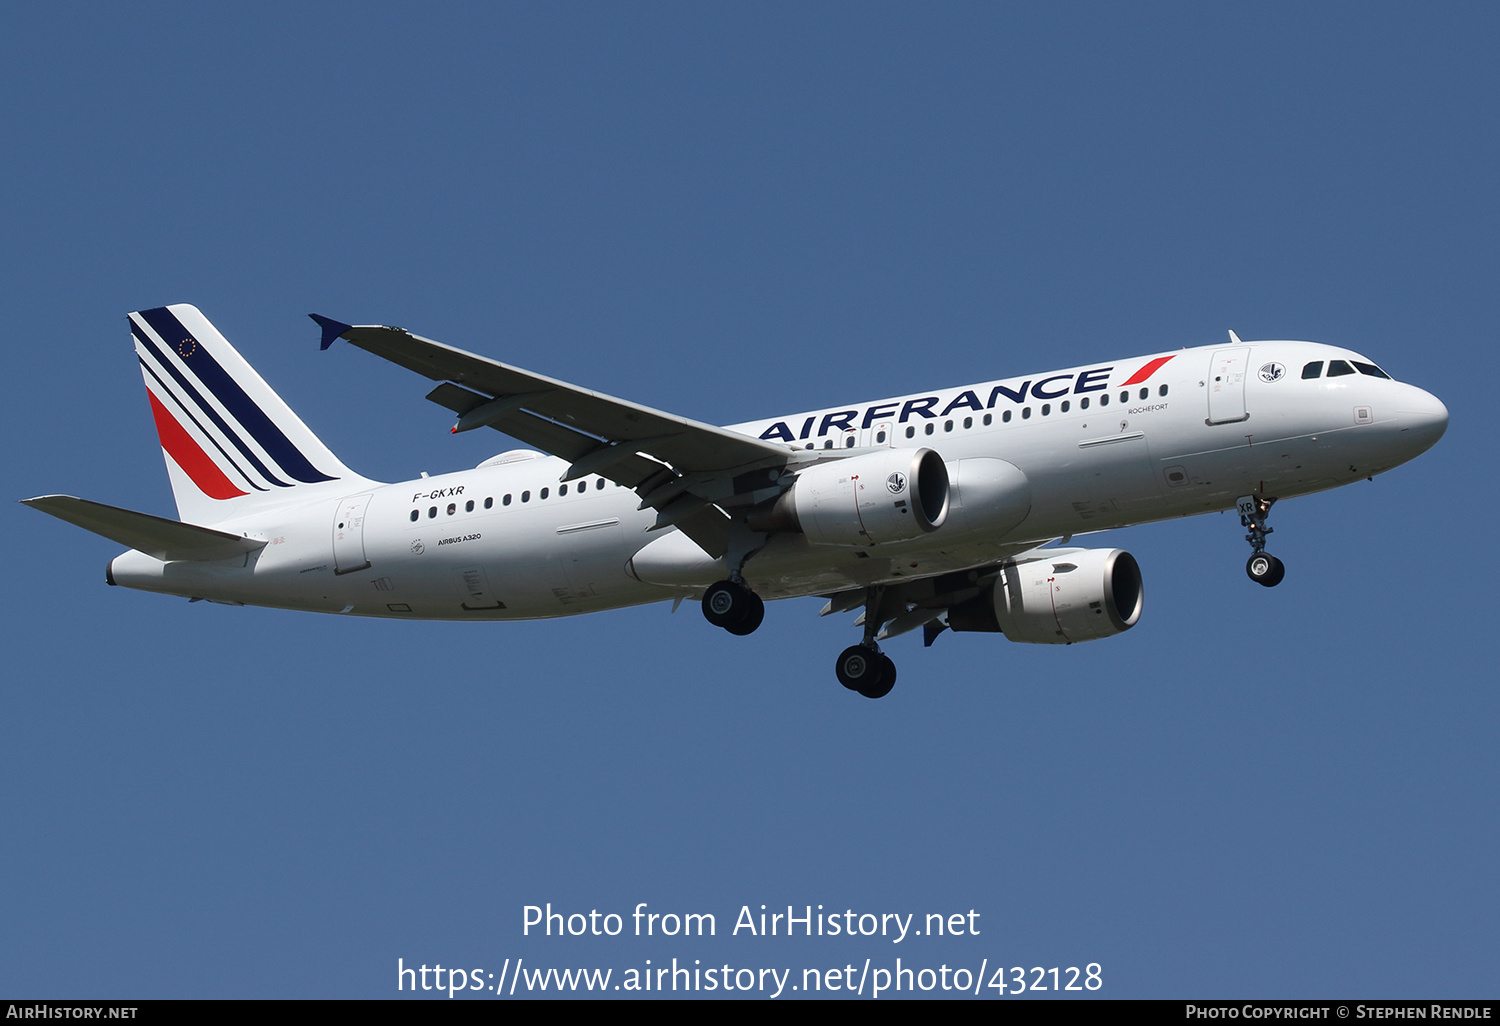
749, 448, 949, 546
948, 548, 1144, 644
942, 457, 1032, 538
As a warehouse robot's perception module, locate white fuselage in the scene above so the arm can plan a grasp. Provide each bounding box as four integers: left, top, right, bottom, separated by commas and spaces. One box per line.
107, 339, 1448, 617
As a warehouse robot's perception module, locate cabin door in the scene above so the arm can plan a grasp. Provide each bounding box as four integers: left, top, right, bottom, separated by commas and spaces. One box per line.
333, 494, 373, 575
1207, 348, 1251, 424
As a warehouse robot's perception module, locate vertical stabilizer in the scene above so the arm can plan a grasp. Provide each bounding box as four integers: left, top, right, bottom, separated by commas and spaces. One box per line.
129, 304, 372, 525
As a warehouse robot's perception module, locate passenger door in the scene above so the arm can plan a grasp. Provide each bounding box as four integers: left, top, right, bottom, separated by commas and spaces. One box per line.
333, 494, 373, 575
1207, 348, 1251, 424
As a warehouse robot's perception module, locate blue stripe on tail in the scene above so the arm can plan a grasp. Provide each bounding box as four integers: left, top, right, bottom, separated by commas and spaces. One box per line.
134, 308, 337, 485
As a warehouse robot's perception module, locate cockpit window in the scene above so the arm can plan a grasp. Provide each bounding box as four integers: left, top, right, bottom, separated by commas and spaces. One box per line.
1353, 361, 1391, 379
1301, 361, 1323, 379
1327, 360, 1355, 377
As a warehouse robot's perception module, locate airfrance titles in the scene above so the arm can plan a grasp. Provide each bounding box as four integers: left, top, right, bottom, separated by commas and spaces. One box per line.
749, 355, 1181, 443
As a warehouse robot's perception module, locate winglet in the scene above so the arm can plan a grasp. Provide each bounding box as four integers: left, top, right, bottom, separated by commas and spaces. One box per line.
310, 313, 354, 351
1228, 329, 1243, 345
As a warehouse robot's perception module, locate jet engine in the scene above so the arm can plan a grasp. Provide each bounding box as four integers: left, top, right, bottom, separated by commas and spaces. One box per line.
747, 448, 949, 546
942, 457, 1032, 537
947, 548, 1143, 644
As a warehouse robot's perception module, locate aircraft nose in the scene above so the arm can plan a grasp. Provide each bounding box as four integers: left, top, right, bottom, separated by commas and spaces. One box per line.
1399, 386, 1448, 452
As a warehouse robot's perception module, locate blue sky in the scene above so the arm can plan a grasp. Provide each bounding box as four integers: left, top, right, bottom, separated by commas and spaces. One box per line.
3, 2, 1495, 999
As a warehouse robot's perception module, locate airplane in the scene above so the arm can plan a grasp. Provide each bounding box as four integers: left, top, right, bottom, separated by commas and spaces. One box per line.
23, 305, 1448, 698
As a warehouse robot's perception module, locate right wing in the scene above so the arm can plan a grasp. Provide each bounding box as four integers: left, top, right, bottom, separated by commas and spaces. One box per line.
313, 316, 803, 556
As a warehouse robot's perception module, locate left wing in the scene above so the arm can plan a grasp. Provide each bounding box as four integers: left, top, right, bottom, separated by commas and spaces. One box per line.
818, 540, 1077, 644
312, 316, 798, 556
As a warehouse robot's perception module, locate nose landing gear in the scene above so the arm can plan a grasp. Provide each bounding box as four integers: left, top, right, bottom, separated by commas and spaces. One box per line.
1237, 495, 1285, 587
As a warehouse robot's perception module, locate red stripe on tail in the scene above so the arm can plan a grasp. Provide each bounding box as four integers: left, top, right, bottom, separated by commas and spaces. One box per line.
1120, 355, 1176, 386
146, 391, 247, 500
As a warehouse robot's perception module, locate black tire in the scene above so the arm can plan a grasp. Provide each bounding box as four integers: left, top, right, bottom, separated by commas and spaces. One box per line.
725, 591, 765, 636
858, 655, 897, 699
1246, 552, 1286, 588
836, 645, 881, 691
703, 580, 764, 634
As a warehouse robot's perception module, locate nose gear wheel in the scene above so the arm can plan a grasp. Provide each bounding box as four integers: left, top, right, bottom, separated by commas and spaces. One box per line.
1246, 552, 1285, 587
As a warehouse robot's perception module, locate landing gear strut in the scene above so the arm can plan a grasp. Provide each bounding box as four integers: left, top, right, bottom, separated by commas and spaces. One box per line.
834, 585, 899, 698
702, 579, 764, 635
1237, 495, 1285, 587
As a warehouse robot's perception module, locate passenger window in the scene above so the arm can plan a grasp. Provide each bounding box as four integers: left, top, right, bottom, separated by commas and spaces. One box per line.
1003, 410, 1012, 423
466, 499, 474, 512
943, 420, 953, 432
1060, 400, 1070, 413
905, 426, 915, 439
1080, 396, 1090, 409
1041, 404, 1050, 416
823, 439, 834, 449
1353, 361, 1391, 379
447, 503, 456, 515
540, 487, 549, 499
485, 497, 494, 509
963, 417, 972, 429
409, 510, 418, 522
502, 494, 510, 506
983, 413, 992, 425
925, 423, 934, 435
1301, 361, 1323, 379
1100, 393, 1109, 406
1159, 384, 1169, 397
1022, 407, 1032, 420
560, 484, 568, 496
876, 430, 887, 443
1120, 391, 1129, 403
1328, 360, 1355, 377
1139, 388, 1148, 400
845, 436, 855, 447
521, 491, 530, 503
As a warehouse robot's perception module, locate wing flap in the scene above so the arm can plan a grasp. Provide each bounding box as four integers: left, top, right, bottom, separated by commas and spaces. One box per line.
22, 495, 267, 562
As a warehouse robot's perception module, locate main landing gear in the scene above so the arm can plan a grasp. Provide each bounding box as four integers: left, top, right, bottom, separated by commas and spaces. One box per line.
836, 644, 896, 700
702, 578, 764, 636
832, 585, 900, 699
1237, 494, 1285, 588
701, 573, 900, 699
705, 576, 900, 696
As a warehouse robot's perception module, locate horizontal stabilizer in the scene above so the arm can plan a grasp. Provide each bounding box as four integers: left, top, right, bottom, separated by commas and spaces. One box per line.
21, 495, 267, 562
